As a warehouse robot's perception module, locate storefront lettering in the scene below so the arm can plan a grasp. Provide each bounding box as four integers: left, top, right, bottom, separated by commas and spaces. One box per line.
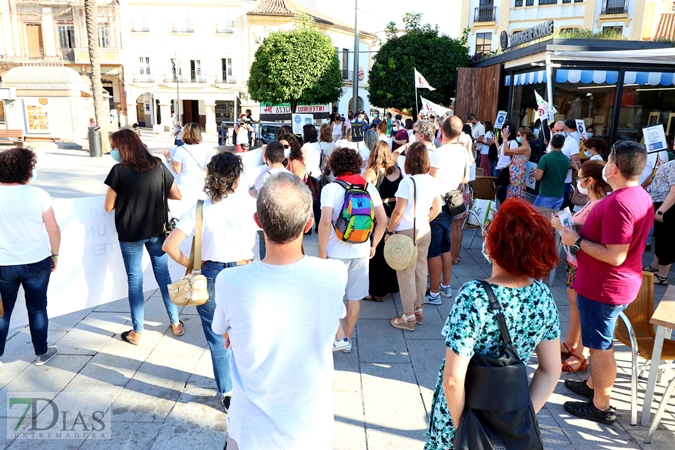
502, 20, 554, 50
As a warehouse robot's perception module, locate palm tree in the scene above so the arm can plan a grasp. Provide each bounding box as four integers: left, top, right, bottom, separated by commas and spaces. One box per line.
84, 0, 109, 152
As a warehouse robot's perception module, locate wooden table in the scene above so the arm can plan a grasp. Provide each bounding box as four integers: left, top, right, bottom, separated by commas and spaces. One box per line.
641, 284, 675, 426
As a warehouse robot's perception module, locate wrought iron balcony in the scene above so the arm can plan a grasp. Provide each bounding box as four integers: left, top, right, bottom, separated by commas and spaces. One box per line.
172, 21, 194, 33
133, 74, 154, 83
474, 6, 496, 22
219, 72, 237, 83
131, 22, 150, 32
215, 22, 234, 34
602, 0, 628, 14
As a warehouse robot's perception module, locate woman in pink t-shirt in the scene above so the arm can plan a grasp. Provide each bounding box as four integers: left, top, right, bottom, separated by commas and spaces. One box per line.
552, 160, 609, 372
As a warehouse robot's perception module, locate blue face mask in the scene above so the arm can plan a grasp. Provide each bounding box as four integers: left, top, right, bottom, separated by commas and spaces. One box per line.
584, 150, 592, 158
516, 136, 522, 144
586, 132, 594, 138
29, 169, 37, 183
565, 131, 571, 137
110, 148, 123, 162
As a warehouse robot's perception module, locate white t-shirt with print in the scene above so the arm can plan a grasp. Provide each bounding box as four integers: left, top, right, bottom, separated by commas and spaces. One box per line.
0, 185, 52, 265
176, 193, 258, 263
561, 135, 580, 183
212, 257, 347, 450
430, 142, 468, 206
321, 181, 382, 259
173, 143, 214, 186
253, 167, 291, 193
394, 174, 440, 232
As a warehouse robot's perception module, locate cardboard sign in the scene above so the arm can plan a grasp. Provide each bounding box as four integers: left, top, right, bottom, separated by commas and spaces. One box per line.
643, 124, 668, 153
575, 119, 586, 138
494, 111, 507, 130
526, 161, 538, 190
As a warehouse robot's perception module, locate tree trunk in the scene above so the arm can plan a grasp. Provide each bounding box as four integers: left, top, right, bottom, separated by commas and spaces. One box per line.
290, 100, 297, 114
84, 0, 109, 152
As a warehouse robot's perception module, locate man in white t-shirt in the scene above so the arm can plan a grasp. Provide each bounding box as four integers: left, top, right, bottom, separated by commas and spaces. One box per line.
565, 118, 581, 146
553, 120, 581, 209
319, 147, 387, 353
212, 172, 347, 450
425, 116, 467, 306
468, 113, 487, 154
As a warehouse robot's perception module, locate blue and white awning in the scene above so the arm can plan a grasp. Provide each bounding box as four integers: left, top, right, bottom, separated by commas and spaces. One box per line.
624, 71, 675, 86
555, 69, 619, 85
505, 70, 546, 86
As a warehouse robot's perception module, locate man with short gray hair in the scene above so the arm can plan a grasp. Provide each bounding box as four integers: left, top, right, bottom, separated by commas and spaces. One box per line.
213, 172, 348, 449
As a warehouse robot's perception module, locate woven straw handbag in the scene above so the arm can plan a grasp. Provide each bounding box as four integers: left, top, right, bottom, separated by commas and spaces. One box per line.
168, 200, 209, 307
384, 178, 418, 271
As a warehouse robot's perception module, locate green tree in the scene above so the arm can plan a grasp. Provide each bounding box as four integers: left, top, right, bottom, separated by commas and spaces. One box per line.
368, 13, 469, 115
248, 13, 343, 113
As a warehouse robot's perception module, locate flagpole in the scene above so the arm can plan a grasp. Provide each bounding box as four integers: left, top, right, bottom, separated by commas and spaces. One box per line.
415, 85, 419, 119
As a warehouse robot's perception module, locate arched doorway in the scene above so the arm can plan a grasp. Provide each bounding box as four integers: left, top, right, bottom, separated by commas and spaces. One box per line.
135, 93, 154, 127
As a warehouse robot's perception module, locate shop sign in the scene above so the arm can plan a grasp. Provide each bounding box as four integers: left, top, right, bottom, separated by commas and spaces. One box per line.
260, 103, 330, 115
501, 20, 554, 51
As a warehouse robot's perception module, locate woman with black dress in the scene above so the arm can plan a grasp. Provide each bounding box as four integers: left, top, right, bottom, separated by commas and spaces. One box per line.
363, 141, 402, 301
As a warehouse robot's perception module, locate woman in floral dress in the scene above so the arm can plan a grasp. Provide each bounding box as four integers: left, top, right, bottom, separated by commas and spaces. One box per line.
505, 127, 534, 200
425, 199, 561, 450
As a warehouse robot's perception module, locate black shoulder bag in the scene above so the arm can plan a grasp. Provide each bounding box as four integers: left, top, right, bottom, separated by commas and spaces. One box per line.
160, 164, 178, 238
454, 280, 544, 450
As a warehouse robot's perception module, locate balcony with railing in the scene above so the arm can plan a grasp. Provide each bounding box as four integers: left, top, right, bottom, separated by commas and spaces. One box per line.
474, 5, 497, 23
215, 21, 234, 34
131, 21, 150, 32
60, 48, 75, 62
133, 73, 154, 84
188, 70, 206, 83
218, 71, 237, 84
602, 0, 628, 15
172, 21, 194, 33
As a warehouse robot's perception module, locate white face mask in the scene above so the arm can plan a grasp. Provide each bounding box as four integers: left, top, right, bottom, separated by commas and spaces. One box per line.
601, 163, 611, 183
392, 126, 399, 132
576, 179, 588, 195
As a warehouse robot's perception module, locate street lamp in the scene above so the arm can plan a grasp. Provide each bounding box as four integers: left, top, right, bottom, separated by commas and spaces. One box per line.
171, 54, 182, 125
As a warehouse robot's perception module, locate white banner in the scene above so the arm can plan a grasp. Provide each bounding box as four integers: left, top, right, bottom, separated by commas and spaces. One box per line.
420, 96, 450, 116
10, 151, 266, 331
414, 68, 436, 91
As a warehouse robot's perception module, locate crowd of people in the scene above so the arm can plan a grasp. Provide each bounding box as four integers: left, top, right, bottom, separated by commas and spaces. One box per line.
1, 102, 674, 448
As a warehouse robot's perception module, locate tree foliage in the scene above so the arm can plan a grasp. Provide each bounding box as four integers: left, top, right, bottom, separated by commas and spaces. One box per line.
248, 13, 343, 113
368, 13, 469, 114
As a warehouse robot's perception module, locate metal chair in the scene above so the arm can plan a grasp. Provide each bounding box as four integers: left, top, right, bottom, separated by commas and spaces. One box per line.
614, 271, 675, 426
463, 176, 498, 249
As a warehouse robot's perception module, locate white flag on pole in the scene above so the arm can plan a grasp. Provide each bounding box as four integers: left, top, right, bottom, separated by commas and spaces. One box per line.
420, 96, 450, 116
415, 68, 436, 91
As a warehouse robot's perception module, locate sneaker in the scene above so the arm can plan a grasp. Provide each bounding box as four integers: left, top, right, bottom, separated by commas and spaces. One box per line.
220, 395, 231, 413
440, 285, 453, 298
564, 400, 616, 425
564, 379, 595, 400
424, 291, 442, 305
35, 346, 58, 366
332, 338, 352, 353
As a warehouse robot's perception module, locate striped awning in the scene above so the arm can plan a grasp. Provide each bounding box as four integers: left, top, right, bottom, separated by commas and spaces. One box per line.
505, 70, 546, 86
555, 69, 619, 85
624, 71, 675, 86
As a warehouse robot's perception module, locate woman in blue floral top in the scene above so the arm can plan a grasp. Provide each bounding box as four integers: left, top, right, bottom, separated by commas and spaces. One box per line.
425, 198, 562, 450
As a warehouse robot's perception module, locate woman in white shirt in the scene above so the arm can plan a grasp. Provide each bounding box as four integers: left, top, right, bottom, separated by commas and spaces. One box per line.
234, 114, 252, 152
301, 124, 322, 179
385, 142, 442, 331
495, 123, 516, 202
0, 147, 61, 366
480, 121, 495, 176
331, 116, 343, 142
163, 152, 258, 412
582, 138, 606, 161
163, 122, 213, 188
376, 121, 392, 150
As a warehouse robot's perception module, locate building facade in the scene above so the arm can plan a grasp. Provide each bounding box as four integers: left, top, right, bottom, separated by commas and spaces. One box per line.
461, 0, 674, 56
0, 0, 123, 132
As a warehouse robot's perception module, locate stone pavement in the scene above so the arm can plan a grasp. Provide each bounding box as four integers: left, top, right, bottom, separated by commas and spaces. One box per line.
1, 229, 674, 449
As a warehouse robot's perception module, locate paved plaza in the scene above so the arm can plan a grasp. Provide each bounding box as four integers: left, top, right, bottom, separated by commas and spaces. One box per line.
1, 135, 674, 449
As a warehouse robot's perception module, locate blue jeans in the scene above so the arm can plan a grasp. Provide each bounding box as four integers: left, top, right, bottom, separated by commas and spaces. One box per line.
119, 237, 179, 332
533, 195, 564, 210
577, 294, 627, 350
561, 182, 572, 210
0, 257, 52, 356
201, 261, 234, 396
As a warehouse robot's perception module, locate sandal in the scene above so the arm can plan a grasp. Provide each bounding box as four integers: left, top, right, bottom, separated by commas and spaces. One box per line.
391, 314, 416, 331
171, 320, 185, 337
654, 274, 669, 285
452, 256, 461, 265
562, 352, 589, 373
414, 307, 424, 325
363, 295, 383, 302
561, 342, 576, 360
643, 265, 658, 273
121, 330, 140, 346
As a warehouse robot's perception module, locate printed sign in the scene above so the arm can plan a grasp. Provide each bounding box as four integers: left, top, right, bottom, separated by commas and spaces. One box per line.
494, 111, 507, 130
557, 207, 576, 263
260, 103, 330, 115
526, 161, 538, 190
23, 98, 51, 133
643, 124, 667, 153
575, 119, 587, 139
292, 114, 313, 135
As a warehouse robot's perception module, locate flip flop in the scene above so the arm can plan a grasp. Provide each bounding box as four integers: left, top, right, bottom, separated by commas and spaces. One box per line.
363, 296, 383, 302
121, 330, 140, 346
172, 320, 185, 336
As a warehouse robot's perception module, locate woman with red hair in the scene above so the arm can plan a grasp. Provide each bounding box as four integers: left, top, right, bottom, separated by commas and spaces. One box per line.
425, 198, 562, 449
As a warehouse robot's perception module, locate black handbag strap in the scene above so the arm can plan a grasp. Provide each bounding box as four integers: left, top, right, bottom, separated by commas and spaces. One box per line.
478, 280, 513, 346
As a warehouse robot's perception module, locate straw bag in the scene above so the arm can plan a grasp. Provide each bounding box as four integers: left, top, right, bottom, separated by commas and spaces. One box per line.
167, 200, 209, 307
384, 178, 418, 271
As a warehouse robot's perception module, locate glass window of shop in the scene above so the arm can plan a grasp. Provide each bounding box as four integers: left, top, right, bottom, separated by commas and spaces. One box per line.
615, 71, 675, 144
510, 80, 546, 139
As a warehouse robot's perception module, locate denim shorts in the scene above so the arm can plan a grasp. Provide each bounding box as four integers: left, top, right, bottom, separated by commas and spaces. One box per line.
428, 211, 453, 258
577, 294, 627, 350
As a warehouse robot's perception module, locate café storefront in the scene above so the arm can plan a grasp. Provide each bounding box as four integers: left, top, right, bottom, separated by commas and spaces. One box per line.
456, 36, 675, 148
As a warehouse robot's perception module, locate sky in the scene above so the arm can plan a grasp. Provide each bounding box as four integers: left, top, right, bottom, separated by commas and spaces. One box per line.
295, 0, 462, 38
